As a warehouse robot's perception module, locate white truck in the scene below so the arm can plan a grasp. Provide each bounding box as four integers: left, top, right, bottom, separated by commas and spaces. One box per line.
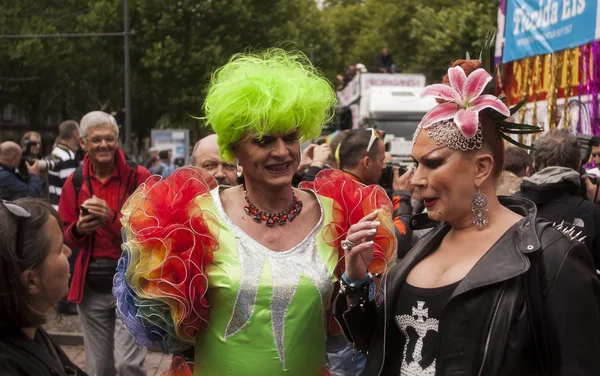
336, 73, 437, 163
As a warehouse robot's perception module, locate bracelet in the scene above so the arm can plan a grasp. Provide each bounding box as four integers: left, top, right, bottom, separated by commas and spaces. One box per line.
341, 271, 369, 287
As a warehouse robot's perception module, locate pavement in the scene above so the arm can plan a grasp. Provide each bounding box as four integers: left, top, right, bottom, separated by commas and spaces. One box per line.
44, 312, 173, 375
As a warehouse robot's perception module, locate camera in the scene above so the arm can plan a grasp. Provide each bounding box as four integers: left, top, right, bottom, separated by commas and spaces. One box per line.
379, 162, 406, 193
37, 158, 57, 172
577, 133, 594, 165
21, 139, 58, 173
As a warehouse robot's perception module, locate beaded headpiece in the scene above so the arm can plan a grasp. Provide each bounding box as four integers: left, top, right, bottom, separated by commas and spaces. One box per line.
413, 65, 541, 151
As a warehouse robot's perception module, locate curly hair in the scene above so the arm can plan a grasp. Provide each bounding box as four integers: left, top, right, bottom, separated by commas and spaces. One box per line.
203, 48, 337, 162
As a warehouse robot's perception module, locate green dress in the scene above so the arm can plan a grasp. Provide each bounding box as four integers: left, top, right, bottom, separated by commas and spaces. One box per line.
193, 188, 339, 375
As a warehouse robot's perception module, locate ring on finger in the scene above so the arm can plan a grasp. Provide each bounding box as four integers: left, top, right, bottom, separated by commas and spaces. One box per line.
341, 238, 358, 251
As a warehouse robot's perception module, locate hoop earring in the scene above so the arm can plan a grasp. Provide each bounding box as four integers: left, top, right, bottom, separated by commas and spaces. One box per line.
472, 187, 488, 230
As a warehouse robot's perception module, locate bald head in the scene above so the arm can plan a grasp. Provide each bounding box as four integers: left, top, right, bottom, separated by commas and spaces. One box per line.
0, 141, 23, 167
191, 134, 239, 185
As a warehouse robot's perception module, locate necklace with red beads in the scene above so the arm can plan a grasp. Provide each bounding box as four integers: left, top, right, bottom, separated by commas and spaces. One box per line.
243, 189, 303, 227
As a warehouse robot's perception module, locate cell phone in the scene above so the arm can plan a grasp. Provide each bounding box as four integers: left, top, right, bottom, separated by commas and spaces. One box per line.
80, 205, 90, 216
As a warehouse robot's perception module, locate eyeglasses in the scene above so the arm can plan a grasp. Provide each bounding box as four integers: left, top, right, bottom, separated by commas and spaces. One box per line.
88, 136, 117, 145
27, 141, 40, 146
365, 128, 385, 154
2, 200, 31, 258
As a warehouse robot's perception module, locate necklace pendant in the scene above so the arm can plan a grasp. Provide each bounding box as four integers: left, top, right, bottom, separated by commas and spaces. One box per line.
243, 190, 303, 227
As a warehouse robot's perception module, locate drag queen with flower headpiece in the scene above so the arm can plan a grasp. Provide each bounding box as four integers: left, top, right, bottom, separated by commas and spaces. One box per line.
113, 49, 397, 376
337, 59, 600, 375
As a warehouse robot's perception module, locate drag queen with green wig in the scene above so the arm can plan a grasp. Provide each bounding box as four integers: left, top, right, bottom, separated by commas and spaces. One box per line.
113, 49, 397, 375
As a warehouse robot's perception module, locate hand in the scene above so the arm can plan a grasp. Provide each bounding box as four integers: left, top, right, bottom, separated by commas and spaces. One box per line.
26, 159, 40, 175
298, 144, 316, 172
311, 144, 331, 168
582, 175, 600, 203
82, 195, 111, 224
75, 213, 104, 235
393, 166, 413, 192
344, 211, 380, 281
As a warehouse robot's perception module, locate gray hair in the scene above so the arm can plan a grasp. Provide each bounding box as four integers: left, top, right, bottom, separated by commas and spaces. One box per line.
58, 120, 80, 140
532, 130, 581, 171
80, 111, 119, 139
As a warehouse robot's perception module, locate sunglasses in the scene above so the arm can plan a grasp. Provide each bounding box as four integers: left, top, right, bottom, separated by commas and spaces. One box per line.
2, 200, 31, 257
365, 128, 385, 154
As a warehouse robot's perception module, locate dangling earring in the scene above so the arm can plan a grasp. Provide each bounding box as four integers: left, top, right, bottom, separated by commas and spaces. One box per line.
472, 187, 488, 230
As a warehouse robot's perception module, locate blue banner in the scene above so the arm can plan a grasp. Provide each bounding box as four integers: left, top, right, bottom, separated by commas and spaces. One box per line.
503, 0, 600, 63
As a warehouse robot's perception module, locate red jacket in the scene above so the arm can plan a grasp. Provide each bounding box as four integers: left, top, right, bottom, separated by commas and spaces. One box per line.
59, 149, 151, 303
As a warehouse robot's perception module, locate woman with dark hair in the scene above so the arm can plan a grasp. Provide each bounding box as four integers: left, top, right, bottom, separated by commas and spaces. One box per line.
336, 60, 600, 375
0, 198, 87, 375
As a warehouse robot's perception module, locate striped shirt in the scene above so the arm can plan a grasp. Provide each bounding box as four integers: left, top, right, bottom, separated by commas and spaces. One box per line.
48, 144, 79, 210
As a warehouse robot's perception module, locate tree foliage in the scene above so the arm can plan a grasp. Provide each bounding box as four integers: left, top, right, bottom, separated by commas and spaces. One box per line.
0, 0, 497, 140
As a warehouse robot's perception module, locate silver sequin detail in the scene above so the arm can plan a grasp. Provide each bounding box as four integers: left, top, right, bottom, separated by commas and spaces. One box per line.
413, 121, 484, 152
210, 188, 334, 370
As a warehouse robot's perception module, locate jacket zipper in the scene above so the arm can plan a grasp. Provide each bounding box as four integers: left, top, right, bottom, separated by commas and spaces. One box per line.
377, 272, 389, 376
477, 287, 506, 376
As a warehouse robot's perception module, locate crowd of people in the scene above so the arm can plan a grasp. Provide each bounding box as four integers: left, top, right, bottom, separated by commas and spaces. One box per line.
335, 47, 396, 91
0, 48, 600, 376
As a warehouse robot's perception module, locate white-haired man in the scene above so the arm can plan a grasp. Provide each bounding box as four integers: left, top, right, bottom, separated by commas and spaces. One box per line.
58, 111, 150, 376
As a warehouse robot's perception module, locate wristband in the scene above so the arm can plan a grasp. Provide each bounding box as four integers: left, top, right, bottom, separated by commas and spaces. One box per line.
341, 271, 369, 287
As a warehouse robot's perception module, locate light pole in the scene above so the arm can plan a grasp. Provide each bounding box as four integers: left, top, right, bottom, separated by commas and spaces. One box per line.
123, 0, 132, 155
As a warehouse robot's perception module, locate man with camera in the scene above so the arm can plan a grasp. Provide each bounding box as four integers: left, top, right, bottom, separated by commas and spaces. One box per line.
58, 111, 150, 376
337, 128, 414, 255
515, 130, 600, 269
319, 128, 414, 376
19, 131, 45, 185
0, 141, 42, 200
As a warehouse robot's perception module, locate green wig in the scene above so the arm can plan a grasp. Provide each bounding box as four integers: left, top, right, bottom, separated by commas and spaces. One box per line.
203, 48, 337, 162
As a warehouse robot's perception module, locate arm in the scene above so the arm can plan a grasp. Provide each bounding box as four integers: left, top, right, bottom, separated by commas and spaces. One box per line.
58, 175, 86, 250
333, 278, 379, 353
392, 167, 414, 258
2, 172, 42, 198
543, 240, 600, 375
392, 190, 413, 258
300, 165, 324, 183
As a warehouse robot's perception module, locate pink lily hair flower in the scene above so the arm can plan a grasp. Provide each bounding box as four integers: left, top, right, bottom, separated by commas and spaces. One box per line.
418, 66, 510, 139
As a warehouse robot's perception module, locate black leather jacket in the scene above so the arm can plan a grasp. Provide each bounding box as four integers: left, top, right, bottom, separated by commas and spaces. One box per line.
335, 196, 600, 375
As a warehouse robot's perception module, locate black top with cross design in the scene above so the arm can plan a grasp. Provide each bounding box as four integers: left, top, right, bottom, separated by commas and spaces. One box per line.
394, 280, 461, 376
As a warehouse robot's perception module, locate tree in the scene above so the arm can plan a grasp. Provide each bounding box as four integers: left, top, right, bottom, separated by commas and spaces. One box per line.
0, 0, 498, 143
